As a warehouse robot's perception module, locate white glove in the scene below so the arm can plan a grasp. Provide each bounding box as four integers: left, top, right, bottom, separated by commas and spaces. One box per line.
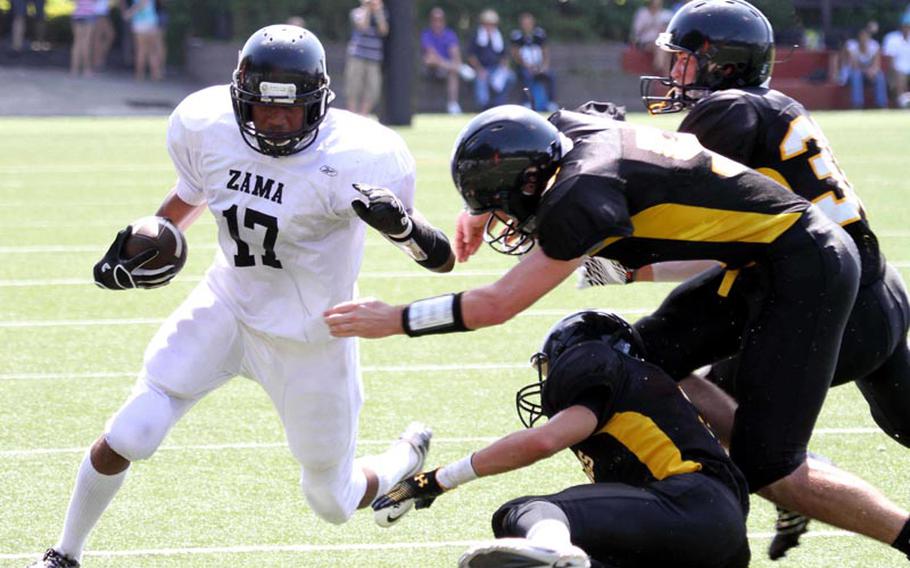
576, 256, 634, 288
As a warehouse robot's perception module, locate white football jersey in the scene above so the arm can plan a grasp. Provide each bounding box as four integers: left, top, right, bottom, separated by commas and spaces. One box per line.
167, 85, 416, 342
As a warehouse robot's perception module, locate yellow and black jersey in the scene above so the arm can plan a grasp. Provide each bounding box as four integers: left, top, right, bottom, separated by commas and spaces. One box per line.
537, 109, 810, 269
679, 87, 884, 284
541, 342, 749, 513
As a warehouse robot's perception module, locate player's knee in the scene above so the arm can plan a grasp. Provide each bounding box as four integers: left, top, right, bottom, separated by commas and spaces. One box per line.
302, 485, 354, 525
733, 447, 804, 493
105, 416, 167, 461
104, 395, 174, 462
492, 498, 564, 538
300, 468, 360, 525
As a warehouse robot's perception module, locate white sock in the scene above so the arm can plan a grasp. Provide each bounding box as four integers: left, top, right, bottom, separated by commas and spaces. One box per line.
356, 440, 418, 498
526, 518, 573, 551
55, 452, 128, 561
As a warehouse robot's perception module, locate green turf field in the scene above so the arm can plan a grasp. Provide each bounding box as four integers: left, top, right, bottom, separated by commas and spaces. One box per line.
1, 110, 909, 567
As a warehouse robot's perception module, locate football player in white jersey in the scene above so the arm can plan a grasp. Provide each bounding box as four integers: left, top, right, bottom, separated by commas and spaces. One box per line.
30, 25, 454, 568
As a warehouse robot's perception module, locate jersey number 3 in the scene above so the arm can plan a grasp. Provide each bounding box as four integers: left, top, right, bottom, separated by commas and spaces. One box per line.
779, 115, 863, 226
222, 205, 283, 269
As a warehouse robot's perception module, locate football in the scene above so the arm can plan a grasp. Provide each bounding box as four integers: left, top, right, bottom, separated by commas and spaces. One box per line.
124, 216, 188, 271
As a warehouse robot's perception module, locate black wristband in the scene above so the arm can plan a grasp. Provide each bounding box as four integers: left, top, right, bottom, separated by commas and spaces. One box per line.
387, 216, 452, 270
402, 292, 469, 336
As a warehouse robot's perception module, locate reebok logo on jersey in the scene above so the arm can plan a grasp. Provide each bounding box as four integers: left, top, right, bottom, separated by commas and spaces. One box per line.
226, 169, 284, 204
319, 165, 338, 177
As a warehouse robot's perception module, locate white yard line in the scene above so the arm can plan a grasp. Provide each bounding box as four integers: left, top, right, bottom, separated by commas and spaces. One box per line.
0, 269, 507, 287
0, 164, 173, 175
0, 531, 857, 560
0, 363, 527, 381
0, 309, 652, 329
0, 437, 499, 458
0, 428, 882, 459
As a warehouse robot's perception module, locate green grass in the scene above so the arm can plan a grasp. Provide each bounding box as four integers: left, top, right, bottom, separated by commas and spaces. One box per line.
1, 110, 910, 567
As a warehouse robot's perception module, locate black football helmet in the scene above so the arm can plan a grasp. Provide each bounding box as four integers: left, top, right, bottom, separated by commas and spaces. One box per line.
640, 0, 775, 114
230, 25, 335, 157
516, 310, 646, 428
450, 105, 564, 256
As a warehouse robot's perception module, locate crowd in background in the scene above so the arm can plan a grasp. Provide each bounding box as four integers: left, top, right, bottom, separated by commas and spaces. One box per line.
345, 3, 558, 116
4, 1, 910, 111
5, 0, 167, 81
833, 13, 910, 109
421, 6, 557, 113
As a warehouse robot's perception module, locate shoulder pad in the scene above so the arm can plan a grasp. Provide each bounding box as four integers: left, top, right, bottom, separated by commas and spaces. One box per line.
542, 342, 625, 417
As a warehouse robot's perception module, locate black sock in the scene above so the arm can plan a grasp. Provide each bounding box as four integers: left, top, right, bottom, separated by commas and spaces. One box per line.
892, 517, 910, 556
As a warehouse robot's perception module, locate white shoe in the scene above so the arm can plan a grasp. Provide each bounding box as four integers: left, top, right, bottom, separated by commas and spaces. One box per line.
460, 64, 477, 81
458, 538, 591, 568
447, 101, 463, 114
372, 422, 432, 528
398, 421, 432, 478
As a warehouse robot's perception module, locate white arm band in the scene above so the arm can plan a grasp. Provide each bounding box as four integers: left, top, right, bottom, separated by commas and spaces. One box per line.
436, 453, 478, 490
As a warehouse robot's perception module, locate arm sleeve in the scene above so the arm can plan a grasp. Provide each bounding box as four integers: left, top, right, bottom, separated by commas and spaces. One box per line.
538, 176, 632, 261
571, 385, 613, 430
166, 110, 207, 207
678, 97, 759, 165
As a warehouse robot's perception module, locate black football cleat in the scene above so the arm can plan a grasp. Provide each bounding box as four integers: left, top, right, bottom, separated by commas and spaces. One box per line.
27, 549, 80, 568
768, 506, 810, 560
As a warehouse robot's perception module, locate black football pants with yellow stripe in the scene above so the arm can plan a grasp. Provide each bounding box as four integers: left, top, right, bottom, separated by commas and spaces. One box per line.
491, 473, 750, 568
634, 207, 860, 491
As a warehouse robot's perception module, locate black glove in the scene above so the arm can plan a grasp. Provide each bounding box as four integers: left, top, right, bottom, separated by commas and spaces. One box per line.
372, 469, 447, 513
92, 226, 163, 290
351, 183, 412, 238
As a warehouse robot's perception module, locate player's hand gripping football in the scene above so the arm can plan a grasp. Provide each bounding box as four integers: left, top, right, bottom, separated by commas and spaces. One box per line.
372, 469, 447, 517
351, 183, 412, 238
93, 227, 172, 290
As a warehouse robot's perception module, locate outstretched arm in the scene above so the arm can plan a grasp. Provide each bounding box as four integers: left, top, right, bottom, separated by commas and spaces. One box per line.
371, 406, 597, 514
324, 246, 580, 338
470, 405, 597, 476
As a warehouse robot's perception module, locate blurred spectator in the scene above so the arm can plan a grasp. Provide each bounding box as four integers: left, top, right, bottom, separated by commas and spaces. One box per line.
91, 0, 115, 72
883, 13, 910, 106
155, 0, 168, 75
468, 9, 515, 110
510, 12, 556, 111
70, 0, 96, 77
421, 6, 469, 114
631, 0, 672, 74
844, 26, 888, 108
122, 0, 163, 81
345, 0, 388, 116
286, 16, 306, 28
11, 0, 48, 52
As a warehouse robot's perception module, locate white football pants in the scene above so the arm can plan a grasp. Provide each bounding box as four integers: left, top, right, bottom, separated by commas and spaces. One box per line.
104, 280, 367, 524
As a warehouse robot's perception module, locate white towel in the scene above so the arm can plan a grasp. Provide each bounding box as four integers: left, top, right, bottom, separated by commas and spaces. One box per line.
476, 26, 504, 53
